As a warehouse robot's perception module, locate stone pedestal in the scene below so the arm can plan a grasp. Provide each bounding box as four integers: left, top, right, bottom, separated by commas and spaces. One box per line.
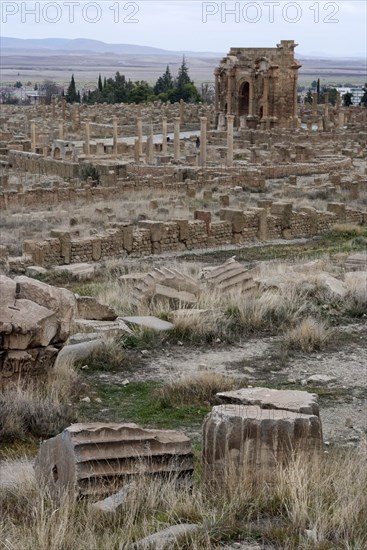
174, 117, 180, 161
202, 403, 323, 486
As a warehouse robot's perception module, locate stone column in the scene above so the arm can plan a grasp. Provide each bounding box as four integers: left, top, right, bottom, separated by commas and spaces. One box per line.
85, 120, 90, 156
324, 92, 329, 118
338, 112, 345, 128
214, 68, 220, 112
113, 117, 118, 157
59, 121, 64, 140
51, 98, 56, 118
293, 73, 298, 119
200, 116, 207, 167
227, 70, 233, 114
61, 98, 66, 120
137, 117, 143, 157
30, 120, 36, 153
146, 123, 154, 163
336, 92, 341, 112
179, 99, 185, 122
226, 115, 234, 167
249, 80, 254, 116
263, 76, 269, 118
312, 92, 318, 115
174, 117, 180, 161
162, 117, 167, 155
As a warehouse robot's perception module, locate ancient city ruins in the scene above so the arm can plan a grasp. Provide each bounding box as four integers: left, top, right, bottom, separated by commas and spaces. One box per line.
1, 40, 366, 549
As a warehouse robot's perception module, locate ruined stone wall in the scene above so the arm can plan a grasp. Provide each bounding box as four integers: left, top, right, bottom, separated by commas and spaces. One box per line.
22, 203, 366, 268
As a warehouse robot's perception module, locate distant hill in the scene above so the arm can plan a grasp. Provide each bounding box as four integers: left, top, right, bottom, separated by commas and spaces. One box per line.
0, 37, 224, 58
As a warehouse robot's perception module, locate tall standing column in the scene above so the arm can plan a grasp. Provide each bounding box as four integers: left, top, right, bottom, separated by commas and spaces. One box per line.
179, 99, 185, 122
200, 116, 207, 167
263, 76, 269, 118
162, 117, 167, 155
85, 120, 90, 156
61, 98, 66, 120
146, 123, 154, 163
59, 121, 64, 140
227, 70, 233, 114
30, 121, 36, 153
137, 117, 143, 157
293, 73, 298, 119
249, 80, 254, 116
214, 69, 220, 112
312, 92, 318, 115
324, 92, 329, 118
226, 115, 234, 167
174, 117, 180, 161
113, 117, 118, 157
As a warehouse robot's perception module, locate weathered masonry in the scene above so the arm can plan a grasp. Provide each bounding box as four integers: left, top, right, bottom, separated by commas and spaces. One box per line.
215, 40, 301, 129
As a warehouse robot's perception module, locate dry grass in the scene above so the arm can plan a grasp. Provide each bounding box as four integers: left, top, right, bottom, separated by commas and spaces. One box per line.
0, 383, 75, 441
284, 317, 334, 353
159, 371, 247, 407
1, 448, 366, 549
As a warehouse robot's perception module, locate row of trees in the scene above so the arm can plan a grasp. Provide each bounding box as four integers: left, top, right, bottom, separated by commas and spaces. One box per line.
303, 79, 367, 107
65, 58, 201, 105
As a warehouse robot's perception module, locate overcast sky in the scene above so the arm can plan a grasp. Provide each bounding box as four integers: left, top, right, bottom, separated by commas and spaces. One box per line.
2, 0, 366, 57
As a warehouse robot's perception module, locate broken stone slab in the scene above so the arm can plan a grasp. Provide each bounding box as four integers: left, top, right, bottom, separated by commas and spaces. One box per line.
307, 374, 337, 386
118, 273, 147, 285
131, 523, 200, 549
75, 295, 117, 321
14, 275, 77, 342
25, 266, 48, 277
132, 267, 199, 309
1, 298, 58, 350
202, 405, 323, 485
53, 263, 98, 279
71, 318, 133, 338
153, 284, 197, 305
317, 273, 347, 299
90, 482, 135, 513
216, 387, 320, 416
34, 423, 193, 498
203, 258, 256, 292
68, 332, 100, 345
121, 316, 175, 332
54, 339, 105, 368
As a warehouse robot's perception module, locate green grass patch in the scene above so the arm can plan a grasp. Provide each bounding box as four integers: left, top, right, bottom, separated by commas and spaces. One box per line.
78, 380, 210, 433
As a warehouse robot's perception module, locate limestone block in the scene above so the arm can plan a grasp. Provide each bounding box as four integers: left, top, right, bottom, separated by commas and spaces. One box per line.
34, 423, 193, 497
270, 202, 293, 229
216, 387, 319, 416
92, 240, 102, 261
76, 295, 117, 321
53, 263, 96, 279
219, 208, 244, 233
194, 210, 211, 230
139, 220, 165, 242
202, 405, 323, 485
54, 339, 105, 368
174, 219, 189, 241
0, 274, 16, 304
219, 195, 230, 207
14, 275, 77, 342
203, 258, 256, 292
1, 298, 58, 350
327, 202, 346, 221
121, 316, 175, 332
71, 318, 132, 338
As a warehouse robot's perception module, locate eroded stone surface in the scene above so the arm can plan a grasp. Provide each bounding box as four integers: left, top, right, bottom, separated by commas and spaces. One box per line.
34, 423, 193, 497
216, 387, 320, 416
202, 404, 323, 484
